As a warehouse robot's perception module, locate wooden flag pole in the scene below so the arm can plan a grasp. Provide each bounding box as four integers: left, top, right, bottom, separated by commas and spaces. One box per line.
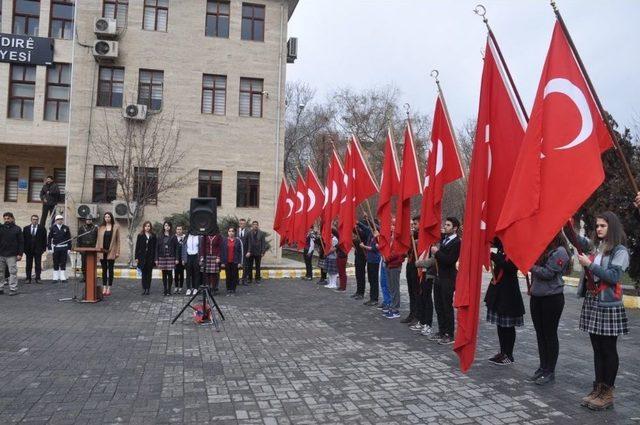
550, 0, 638, 194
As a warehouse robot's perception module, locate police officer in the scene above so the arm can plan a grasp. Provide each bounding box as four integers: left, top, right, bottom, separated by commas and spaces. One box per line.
77, 214, 98, 279
47, 214, 72, 283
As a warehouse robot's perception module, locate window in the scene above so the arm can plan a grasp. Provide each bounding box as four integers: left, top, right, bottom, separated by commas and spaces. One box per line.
202, 74, 226, 115
241, 3, 264, 41
45, 63, 71, 122
13, 0, 40, 36
97, 66, 124, 107
134, 167, 158, 205
49, 0, 74, 39
198, 170, 222, 205
103, 0, 128, 28
28, 167, 45, 203
92, 165, 118, 203
54, 168, 65, 201
143, 0, 168, 32
239, 78, 263, 117
236, 171, 259, 207
205, 1, 229, 38
8, 65, 36, 120
138, 69, 163, 111
4, 166, 19, 202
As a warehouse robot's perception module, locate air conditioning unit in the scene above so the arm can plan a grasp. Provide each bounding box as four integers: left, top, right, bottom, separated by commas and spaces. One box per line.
76, 203, 98, 220
112, 200, 136, 219
92, 40, 119, 59
287, 37, 298, 63
94, 17, 117, 37
123, 104, 148, 120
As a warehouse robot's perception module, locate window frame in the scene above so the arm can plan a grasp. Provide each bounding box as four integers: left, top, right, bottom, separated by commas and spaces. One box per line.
201, 74, 227, 115
54, 168, 66, 201
49, 0, 74, 39
241, 3, 265, 42
12, 0, 41, 36
236, 171, 260, 208
44, 63, 71, 122
28, 167, 45, 203
133, 167, 159, 205
239, 77, 263, 118
102, 0, 128, 28
205, 0, 230, 38
138, 69, 164, 111
142, 0, 168, 32
4, 165, 19, 203
198, 170, 222, 206
8, 64, 36, 120
92, 165, 118, 203
97, 66, 125, 108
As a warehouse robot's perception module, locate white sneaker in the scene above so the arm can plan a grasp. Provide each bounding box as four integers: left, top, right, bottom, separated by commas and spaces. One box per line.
409, 323, 423, 331
186, 289, 192, 296
60, 270, 67, 281
420, 325, 433, 336
326, 283, 338, 289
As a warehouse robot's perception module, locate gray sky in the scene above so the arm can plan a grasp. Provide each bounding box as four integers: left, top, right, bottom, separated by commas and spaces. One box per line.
287, 0, 640, 130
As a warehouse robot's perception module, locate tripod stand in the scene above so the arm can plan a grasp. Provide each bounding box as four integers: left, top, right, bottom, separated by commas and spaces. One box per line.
171, 280, 225, 330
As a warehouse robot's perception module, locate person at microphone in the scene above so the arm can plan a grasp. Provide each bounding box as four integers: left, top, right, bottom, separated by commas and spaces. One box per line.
47, 214, 72, 283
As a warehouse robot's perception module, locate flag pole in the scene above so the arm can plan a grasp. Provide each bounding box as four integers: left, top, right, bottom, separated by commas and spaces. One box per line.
550, 0, 639, 193
404, 103, 420, 262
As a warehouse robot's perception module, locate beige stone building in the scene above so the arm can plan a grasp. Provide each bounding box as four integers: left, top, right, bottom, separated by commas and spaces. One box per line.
0, 0, 298, 262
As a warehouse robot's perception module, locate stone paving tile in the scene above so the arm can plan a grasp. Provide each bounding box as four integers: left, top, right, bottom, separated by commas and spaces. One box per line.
0, 276, 639, 424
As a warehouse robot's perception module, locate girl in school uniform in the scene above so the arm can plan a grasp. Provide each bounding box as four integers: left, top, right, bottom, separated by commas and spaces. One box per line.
135, 221, 157, 295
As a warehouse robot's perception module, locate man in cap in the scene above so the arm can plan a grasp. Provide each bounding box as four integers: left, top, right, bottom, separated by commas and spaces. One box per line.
77, 214, 98, 279
0, 212, 24, 295
47, 214, 72, 283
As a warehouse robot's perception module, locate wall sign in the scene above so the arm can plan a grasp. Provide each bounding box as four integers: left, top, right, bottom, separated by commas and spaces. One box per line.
0, 33, 54, 65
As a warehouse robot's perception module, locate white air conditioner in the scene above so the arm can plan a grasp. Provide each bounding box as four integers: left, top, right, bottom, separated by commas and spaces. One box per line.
94, 17, 117, 37
112, 200, 136, 219
76, 203, 98, 219
287, 37, 298, 63
92, 40, 119, 59
122, 104, 148, 120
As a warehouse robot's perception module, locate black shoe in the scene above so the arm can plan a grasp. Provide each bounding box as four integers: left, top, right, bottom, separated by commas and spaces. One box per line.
400, 315, 414, 324
0, 289, 4, 295
535, 372, 555, 385
488, 353, 504, 364
317, 280, 328, 285
438, 335, 454, 345
142, 291, 147, 295
350, 293, 359, 298
35, 278, 42, 284
9, 290, 18, 296
354, 294, 364, 300
24, 279, 32, 285
526, 368, 545, 382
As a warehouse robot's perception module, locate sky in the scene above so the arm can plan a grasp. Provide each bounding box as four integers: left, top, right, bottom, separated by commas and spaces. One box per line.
287, 0, 640, 131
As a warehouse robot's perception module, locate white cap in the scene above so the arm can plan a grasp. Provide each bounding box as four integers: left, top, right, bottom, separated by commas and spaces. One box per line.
55, 214, 64, 220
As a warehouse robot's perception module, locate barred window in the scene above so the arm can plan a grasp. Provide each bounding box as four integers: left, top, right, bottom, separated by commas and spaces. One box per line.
103, 0, 128, 28
8, 65, 36, 120
205, 1, 229, 38
143, 0, 168, 32
45, 63, 71, 122
202, 74, 226, 115
97, 66, 124, 107
241, 3, 264, 41
236, 171, 259, 208
134, 167, 158, 205
28, 167, 45, 203
49, 0, 74, 39
239, 78, 263, 117
138, 69, 163, 111
198, 170, 222, 205
54, 168, 66, 201
4, 166, 19, 202
93, 166, 118, 203
13, 0, 40, 36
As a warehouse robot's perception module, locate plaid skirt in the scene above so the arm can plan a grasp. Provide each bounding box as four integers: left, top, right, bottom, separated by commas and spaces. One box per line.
203, 255, 220, 274
156, 256, 176, 271
486, 309, 524, 328
325, 256, 338, 275
579, 294, 629, 336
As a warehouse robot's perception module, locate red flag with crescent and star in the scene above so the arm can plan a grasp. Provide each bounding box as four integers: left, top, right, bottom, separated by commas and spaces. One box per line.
395, 123, 423, 255
496, 21, 613, 272
273, 177, 290, 242
305, 167, 325, 230
291, 174, 308, 248
322, 150, 344, 251
377, 129, 401, 258
453, 36, 527, 372
280, 182, 296, 245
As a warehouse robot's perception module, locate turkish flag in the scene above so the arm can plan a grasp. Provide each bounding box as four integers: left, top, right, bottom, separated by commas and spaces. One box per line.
280, 183, 296, 246
291, 174, 308, 248
273, 178, 289, 239
395, 123, 423, 255
322, 150, 344, 251
350, 136, 379, 204
496, 22, 613, 272
417, 95, 464, 256
305, 167, 325, 229
377, 129, 400, 258
453, 37, 527, 372
338, 144, 355, 252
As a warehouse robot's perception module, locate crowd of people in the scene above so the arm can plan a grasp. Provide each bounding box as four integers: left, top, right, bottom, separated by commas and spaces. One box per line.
300, 208, 632, 412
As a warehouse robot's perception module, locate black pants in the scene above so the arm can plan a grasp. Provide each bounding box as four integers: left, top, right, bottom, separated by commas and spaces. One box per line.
530, 293, 564, 373
406, 262, 418, 317
303, 250, 313, 278
366, 262, 379, 302
246, 254, 261, 281
185, 255, 200, 289
52, 250, 67, 271
25, 253, 42, 280
226, 263, 239, 291
162, 270, 173, 293
416, 277, 434, 326
590, 333, 619, 386
175, 263, 185, 288
497, 326, 517, 359
434, 278, 455, 337
355, 254, 366, 295
141, 265, 153, 291
40, 204, 55, 228
101, 259, 115, 286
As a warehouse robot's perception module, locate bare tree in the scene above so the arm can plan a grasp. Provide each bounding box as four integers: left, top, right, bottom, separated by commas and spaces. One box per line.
93, 109, 193, 265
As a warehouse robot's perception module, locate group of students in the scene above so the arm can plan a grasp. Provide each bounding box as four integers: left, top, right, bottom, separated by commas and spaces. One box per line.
302, 209, 631, 412
133, 218, 267, 296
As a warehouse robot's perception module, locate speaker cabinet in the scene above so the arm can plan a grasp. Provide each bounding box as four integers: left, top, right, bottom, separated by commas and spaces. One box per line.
189, 198, 218, 235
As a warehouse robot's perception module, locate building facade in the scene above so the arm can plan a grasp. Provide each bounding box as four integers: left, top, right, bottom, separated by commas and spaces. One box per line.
0, 0, 297, 261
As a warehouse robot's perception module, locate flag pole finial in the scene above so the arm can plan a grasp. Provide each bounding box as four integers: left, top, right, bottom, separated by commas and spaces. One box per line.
473, 4, 488, 24
550, 0, 558, 12
430, 69, 439, 84
403, 103, 411, 119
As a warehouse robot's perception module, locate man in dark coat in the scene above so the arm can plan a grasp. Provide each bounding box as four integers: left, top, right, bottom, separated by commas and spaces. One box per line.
77, 215, 98, 279
237, 218, 250, 285
23, 214, 47, 284
47, 214, 72, 283
0, 212, 24, 295
245, 220, 266, 283
39, 176, 60, 228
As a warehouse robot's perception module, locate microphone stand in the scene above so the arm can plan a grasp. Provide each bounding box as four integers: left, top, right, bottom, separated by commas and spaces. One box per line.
56, 228, 97, 302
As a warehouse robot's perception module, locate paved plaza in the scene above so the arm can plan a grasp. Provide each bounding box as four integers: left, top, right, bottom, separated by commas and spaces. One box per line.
0, 275, 638, 424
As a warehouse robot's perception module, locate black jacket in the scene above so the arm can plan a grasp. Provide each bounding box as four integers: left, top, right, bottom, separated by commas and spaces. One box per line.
484, 250, 525, 318
23, 224, 47, 255
434, 234, 461, 283
48, 224, 71, 251
237, 226, 250, 251
40, 182, 60, 206
156, 233, 177, 258
246, 229, 266, 256
135, 233, 157, 268
77, 224, 98, 248
0, 222, 24, 257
